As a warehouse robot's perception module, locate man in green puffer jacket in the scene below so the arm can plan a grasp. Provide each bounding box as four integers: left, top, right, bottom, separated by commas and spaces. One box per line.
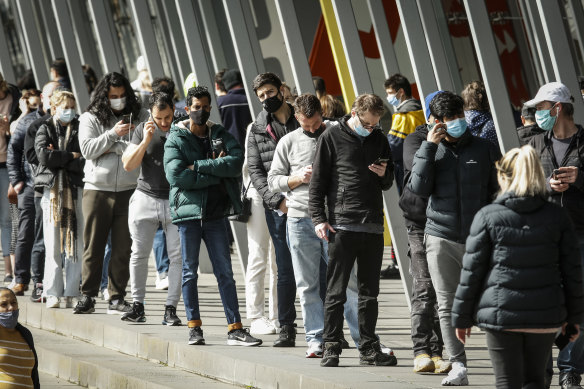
164, 86, 261, 347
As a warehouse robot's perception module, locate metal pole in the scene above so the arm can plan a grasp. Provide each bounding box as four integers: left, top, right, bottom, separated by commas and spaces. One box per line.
366, 0, 400, 79
566, 0, 584, 74
159, 0, 190, 94
462, 0, 519, 152
129, 0, 165, 81
152, 0, 182, 92
15, 0, 50, 87
518, 0, 545, 86
51, 0, 91, 111
87, 0, 123, 74
198, 0, 229, 73
38, 0, 63, 60
274, 0, 315, 95
68, 0, 102, 76
536, 0, 584, 124
524, 0, 555, 84
0, 14, 16, 82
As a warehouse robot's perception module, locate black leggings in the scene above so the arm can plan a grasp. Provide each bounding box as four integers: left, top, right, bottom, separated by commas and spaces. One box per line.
485, 329, 556, 389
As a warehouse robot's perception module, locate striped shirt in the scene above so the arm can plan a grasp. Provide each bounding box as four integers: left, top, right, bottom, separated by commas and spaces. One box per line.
0, 326, 34, 388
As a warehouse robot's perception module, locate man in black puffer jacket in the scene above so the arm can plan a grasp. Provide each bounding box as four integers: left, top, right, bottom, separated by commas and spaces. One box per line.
247, 72, 299, 347
408, 91, 500, 386
526, 81, 584, 389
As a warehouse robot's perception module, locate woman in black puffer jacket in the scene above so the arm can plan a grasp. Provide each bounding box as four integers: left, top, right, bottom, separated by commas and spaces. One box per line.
452, 145, 584, 389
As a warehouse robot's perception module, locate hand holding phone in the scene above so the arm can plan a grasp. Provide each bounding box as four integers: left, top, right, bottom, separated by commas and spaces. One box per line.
122, 113, 132, 124
374, 157, 390, 165
553, 168, 561, 180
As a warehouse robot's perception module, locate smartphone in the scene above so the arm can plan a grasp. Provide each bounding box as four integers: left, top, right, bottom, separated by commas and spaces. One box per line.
374, 157, 390, 165
555, 323, 578, 350
0, 113, 7, 121
212, 138, 225, 155
122, 113, 132, 124
553, 168, 561, 180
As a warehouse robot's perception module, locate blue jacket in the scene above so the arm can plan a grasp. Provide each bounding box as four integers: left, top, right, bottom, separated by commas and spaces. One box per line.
7, 110, 44, 189
217, 88, 252, 146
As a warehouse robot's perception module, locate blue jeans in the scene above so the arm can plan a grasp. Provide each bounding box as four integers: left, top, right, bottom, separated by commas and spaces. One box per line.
153, 226, 169, 275
287, 217, 359, 345
100, 232, 111, 291
557, 241, 584, 374
264, 209, 297, 327
177, 218, 241, 325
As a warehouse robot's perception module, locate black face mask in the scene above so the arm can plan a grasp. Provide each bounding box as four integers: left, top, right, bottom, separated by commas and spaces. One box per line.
262, 93, 284, 113
189, 109, 210, 126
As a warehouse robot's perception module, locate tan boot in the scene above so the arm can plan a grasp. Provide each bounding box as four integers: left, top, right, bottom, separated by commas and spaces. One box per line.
11, 283, 28, 296
413, 353, 435, 373
432, 356, 452, 374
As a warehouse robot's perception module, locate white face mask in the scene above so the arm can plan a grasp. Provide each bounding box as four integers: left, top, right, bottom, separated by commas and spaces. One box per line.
110, 97, 126, 111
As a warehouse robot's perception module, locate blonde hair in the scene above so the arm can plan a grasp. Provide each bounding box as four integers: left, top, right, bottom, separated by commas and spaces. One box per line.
50, 90, 76, 110
496, 145, 547, 197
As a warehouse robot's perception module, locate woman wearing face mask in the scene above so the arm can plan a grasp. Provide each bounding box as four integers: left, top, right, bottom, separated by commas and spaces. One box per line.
34, 90, 85, 309
0, 287, 39, 388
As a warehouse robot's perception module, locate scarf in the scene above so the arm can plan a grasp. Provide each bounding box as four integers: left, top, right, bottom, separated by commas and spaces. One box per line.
50, 118, 77, 261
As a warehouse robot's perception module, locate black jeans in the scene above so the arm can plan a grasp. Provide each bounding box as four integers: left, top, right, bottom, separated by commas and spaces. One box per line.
486, 329, 556, 389
323, 230, 383, 350
14, 186, 35, 284
264, 209, 297, 327
30, 193, 45, 284
408, 225, 443, 357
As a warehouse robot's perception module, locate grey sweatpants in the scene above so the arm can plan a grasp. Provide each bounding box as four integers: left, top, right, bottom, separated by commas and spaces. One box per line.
425, 234, 467, 365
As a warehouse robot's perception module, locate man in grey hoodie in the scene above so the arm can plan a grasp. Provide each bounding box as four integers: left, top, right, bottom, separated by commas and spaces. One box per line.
73, 72, 149, 315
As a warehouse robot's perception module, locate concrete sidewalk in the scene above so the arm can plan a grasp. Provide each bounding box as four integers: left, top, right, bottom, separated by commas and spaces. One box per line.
17, 250, 505, 388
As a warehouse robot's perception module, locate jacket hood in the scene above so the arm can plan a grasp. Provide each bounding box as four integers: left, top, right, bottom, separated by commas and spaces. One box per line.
170, 116, 222, 137
338, 114, 383, 139
414, 123, 429, 137
465, 110, 492, 131
494, 192, 546, 213
396, 98, 422, 114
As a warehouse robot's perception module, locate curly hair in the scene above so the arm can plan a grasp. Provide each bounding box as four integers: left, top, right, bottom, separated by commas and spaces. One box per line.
293, 93, 322, 118
186, 86, 211, 106
461, 80, 490, 111
252, 72, 282, 94
87, 72, 141, 126
50, 90, 76, 110
352, 94, 385, 117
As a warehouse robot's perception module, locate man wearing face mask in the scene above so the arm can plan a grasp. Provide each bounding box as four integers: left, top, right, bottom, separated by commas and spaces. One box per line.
74, 72, 149, 315
120, 92, 182, 326
247, 72, 299, 347
309, 94, 394, 367
527, 82, 584, 389
407, 91, 500, 386
164, 86, 261, 346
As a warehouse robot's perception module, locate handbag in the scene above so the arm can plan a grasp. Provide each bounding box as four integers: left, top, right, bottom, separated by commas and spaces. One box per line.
229, 181, 252, 223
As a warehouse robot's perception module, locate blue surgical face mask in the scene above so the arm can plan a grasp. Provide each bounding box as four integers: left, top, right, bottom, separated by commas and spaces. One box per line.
353, 116, 372, 137
0, 310, 18, 329
445, 118, 467, 138
58, 108, 76, 124
386, 93, 399, 107
535, 108, 557, 131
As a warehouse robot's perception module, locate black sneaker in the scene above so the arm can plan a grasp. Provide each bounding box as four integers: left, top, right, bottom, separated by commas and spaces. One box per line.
340, 336, 350, 349
107, 299, 133, 315
30, 283, 44, 303
273, 324, 296, 347
73, 295, 95, 314
121, 302, 146, 323
227, 328, 262, 346
188, 326, 205, 345
560, 371, 583, 389
320, 342, 342, 367
380, 264, 400, 279
359, 341, 397, 366
3, 274, 12, 284
162, 305, 182, 326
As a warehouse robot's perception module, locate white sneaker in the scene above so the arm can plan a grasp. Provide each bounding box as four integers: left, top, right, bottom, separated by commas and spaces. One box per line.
250, 317, 277, 335
441, 362, 469, 386
65, 297, 75, 308
46, 296, 60, 309
7, 279, 15, 289
155, 275, 169, 290
101, 288, 109, 301
306, 342, 323, 358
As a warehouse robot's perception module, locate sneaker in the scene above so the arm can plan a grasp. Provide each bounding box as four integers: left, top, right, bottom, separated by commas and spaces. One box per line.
380, 343, 393, 355
65, 297, 74, 309
162, 305, 182, 326
107, 299, 133, 315
250, 317, 276, 335
320, 342, 341, 367
73, 295, 95, 314
306, 342, 323, 358
3, 274, 12, 284
380, 264, 400, 279
101, 288, 109, 301
273, 324, 295, 347
227, 328, 262, 346
188, 326, 205, 345
11, 283, 28, 296
30, 283, 44, 303
121, 302, 146, 322
7, 279, 15, 290
414, 354, 435, 373
339, 336, 351, 349
155, 275, 169, 290
433, 356, 452, 374
359, 341, 397, 366
46, 295, 60, 309
441, 362, 468, 386
560, 372, 583, 389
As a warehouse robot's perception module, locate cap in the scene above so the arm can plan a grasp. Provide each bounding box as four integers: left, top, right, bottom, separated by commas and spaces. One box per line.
183, 73, 197, 97
424, 90, 444, 120
222, 69, 242, 91
524, 82, 572, 107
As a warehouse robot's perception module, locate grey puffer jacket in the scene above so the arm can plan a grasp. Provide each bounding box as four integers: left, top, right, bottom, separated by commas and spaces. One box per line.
452, 193, 584, 331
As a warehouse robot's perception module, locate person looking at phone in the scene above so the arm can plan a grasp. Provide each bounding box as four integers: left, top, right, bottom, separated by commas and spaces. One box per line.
452, 145, 584, 389
74, 72, 149, 315
164, 86, 262, 347
119, 91, 182, 326
527, 82, 584, 389
309, 94, 395, 367
407, 91, 500, 386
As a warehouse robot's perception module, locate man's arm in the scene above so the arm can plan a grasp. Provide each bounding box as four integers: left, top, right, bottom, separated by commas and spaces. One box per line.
309, 135, 332, 226
7, 118, 28, 187
267, 137, 294, 193
123, 122, 151, 172
163, 136, 220, 190
195, 130, 244, 178
407, 141, 438, 197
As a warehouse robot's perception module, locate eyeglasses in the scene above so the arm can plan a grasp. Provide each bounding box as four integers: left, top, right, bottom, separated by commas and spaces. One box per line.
357, 114, 380, 131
